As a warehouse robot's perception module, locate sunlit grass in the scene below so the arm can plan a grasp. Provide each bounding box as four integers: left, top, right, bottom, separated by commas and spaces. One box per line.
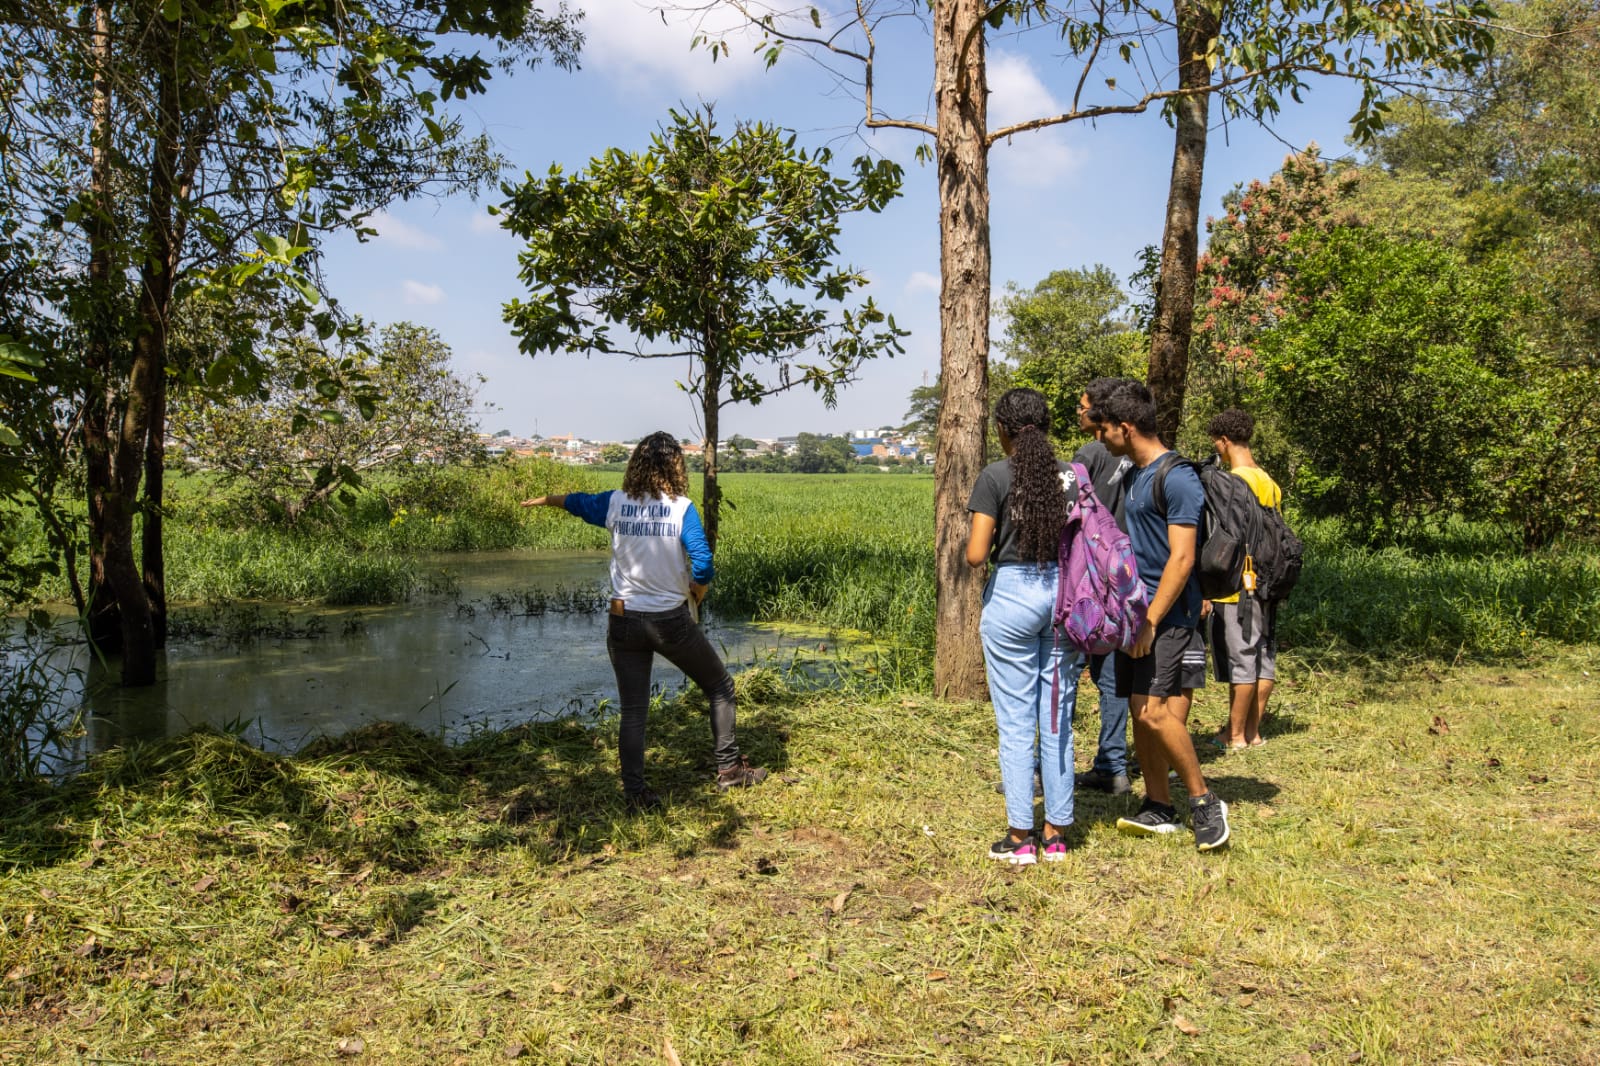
3, 647, 1597, 1062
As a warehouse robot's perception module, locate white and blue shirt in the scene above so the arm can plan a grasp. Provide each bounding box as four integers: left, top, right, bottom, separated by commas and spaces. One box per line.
563, 491, 713, 612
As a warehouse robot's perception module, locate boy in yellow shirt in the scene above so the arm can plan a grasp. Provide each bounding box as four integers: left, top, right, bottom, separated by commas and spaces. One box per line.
1205, 409, 1281, 750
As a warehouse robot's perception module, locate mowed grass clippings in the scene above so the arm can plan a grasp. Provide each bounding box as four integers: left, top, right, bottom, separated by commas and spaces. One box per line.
4, 649, 1600, 1064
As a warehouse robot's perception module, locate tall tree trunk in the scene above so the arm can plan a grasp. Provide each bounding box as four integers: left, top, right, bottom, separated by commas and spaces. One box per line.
106, 17, 184, 685
1148, 0, 1221, 446
141, 327, 168, 650
700, 359, 723, 549
932, 0, 991, 700
82, 0, 121, 657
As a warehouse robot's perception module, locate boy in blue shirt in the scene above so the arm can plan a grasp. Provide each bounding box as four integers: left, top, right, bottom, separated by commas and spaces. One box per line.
1092, 382, 1230, 851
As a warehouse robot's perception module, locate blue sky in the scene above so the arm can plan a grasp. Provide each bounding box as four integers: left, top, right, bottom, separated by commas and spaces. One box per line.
318, 0, 1367, 442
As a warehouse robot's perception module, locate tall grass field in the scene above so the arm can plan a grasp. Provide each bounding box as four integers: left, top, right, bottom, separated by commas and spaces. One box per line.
65, 460, 1600, 660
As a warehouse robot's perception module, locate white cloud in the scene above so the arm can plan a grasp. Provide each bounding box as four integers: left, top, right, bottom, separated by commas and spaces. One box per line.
402, 280, 446, 305
905, 270, 940, 295
469, 211, 505, 236
581, 0, 768, 97
370, 211, 443, 251
986, 51, 1081, 187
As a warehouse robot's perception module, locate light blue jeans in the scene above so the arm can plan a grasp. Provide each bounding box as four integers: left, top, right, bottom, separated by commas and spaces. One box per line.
981, 564, 1077, 831
1089, 651, 1131, 776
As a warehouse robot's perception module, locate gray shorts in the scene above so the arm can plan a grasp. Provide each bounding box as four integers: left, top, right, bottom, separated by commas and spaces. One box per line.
1210, 598, 1276, 685
1115, 624, 1207, 698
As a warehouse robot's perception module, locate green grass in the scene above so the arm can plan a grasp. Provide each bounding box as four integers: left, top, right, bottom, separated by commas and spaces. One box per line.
9, 462, 1600, 660
2, 647, 1598, 1063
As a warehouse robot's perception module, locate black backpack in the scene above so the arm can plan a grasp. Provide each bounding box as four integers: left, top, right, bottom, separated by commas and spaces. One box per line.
1150, 453, 1263, 601
1253, 503, 1304, 605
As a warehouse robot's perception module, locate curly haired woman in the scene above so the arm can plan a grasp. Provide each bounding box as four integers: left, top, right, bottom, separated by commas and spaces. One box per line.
523, 432, 767, 811
965, 389, 1081, 864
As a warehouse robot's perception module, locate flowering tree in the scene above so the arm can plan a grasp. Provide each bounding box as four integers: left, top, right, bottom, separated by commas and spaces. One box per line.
1190, 148, 1358, 411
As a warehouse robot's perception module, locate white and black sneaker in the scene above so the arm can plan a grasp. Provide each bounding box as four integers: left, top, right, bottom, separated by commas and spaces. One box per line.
1116, 799, 1182, 836
1190, 792, 1230, 851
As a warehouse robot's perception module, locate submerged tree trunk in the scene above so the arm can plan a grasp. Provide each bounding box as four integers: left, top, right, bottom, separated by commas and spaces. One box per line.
1148, 0, 1221, 446
931, 0, 991, 700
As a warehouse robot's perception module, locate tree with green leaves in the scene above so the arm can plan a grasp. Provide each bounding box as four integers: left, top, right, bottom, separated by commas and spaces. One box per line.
0, 0, 580, 682
169, 324, 485, 526
499, 105, 904, 545
1257, 228, 1522, 541
693, 0, 1499, 697
997, 266, 1144, 435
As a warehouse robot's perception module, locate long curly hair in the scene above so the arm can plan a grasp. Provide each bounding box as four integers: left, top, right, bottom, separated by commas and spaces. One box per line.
994, 388, 1068, 564
622, 432, 689, 500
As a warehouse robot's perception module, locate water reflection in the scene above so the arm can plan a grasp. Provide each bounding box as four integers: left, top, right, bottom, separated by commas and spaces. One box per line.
39, 552, 831, 756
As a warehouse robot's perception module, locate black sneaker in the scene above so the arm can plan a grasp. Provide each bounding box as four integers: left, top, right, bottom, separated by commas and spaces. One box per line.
716, 757, 769, 791
987, 834, 1038, 866
993, 770, 1045, 797
1116, 799, 1182, 836
625, 788, 664, 813
1075, 768, 1132, 795
1190, 792, 1230, 851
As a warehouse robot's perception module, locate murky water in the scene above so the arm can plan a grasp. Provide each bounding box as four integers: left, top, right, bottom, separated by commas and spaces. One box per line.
15, 552, 834, 759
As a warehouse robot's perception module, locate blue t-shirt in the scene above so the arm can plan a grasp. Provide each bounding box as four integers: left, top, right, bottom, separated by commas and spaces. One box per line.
1123, 454, 1204, 630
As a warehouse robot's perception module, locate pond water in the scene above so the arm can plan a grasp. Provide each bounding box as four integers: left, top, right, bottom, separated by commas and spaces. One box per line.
17, 551, 841, 760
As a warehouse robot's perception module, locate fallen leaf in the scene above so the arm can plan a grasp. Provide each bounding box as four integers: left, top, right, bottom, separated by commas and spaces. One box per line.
336, 1036, 365, 1056
503, 1044, 526, 1060
663, 1035, 683, 1066
351, 864, 374, 884
5, 966, 31, 982
1173, 1014, 1201, 1036
1238, 994, 1255, 1007
1486, 757, 1501, 768
1529, 774, 1549, 783
827, 889, 852, 915
73, 936, 97, 958
1238, 982, 1259, 993
192, 875, 217, 894
927, 970, 949, 981
1429, 716, 1450, 735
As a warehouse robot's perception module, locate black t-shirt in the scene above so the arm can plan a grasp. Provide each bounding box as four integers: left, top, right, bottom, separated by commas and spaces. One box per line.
1071, 438, 1133, 531
966, 458, 1076, 565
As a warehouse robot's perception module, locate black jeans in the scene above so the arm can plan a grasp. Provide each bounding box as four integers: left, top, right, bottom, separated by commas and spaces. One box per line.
606, 602, 739, 794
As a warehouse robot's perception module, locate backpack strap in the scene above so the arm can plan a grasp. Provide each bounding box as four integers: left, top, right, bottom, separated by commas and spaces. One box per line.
1148, 451, 1185, 520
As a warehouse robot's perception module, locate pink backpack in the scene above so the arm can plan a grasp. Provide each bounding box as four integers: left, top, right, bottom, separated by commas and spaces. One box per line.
1048, 462, 1148, 731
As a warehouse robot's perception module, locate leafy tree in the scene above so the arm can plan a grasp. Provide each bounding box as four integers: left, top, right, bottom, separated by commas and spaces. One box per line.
696, 0, 1497, 697
600, 443, 630, 464
499, 105, 905, 545
900, 382, 940, 455
1187, 147, 1354, 430
1257, 228, 1521, 541
998, 266, 1144, 435
790, 433, 856, 474
1349, 0, 1600, 545
1142, 0, 1496, 444
1, 0, 580, 683
169, 324, 485, 526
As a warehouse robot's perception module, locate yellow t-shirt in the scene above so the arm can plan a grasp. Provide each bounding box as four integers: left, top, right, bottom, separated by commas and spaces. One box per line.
1213, 465, 1282, 605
